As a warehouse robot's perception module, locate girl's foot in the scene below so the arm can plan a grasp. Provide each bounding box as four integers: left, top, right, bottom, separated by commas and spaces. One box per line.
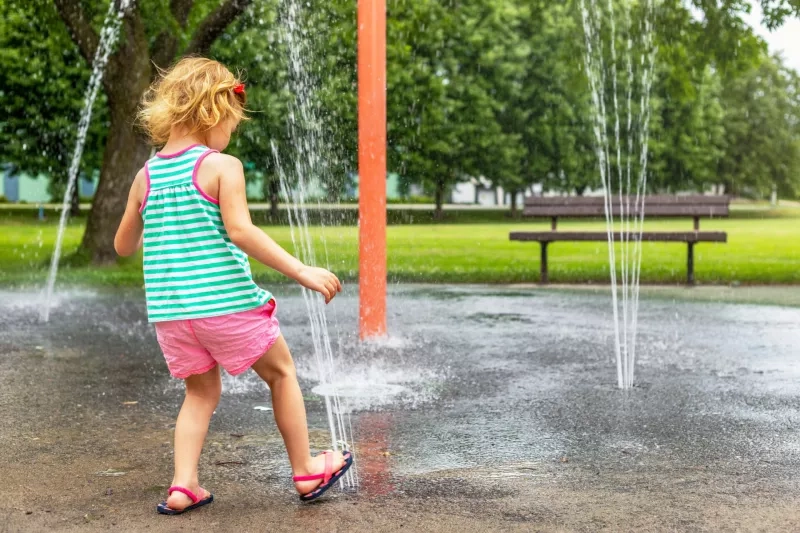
293, 451, 348, 495
165, 484, 211, 512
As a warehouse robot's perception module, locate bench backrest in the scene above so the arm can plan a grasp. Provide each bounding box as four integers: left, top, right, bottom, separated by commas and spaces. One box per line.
522, 195, 730, 218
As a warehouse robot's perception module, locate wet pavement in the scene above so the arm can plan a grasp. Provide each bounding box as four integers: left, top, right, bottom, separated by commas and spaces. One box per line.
1, 285, 800, 532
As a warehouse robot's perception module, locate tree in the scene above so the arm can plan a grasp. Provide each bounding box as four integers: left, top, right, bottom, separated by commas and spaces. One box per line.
4, 0, 798, 243
574, 0, 767, 197
51, 0, 253, 263
453, 0, 527, 214
220, 0, 358, 215
647, 64, 726, 193
717, 55, 800, 197
383, 0, 526, 218
211, 0, 292, 221
0, 0, 107, 214
745, 0, 800, 29
647, 0, 799, 197
517, 1, 597, 199
646, 0, 728, 193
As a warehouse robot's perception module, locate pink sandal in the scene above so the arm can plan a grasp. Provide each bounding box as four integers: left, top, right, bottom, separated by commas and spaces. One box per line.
293, 450, 354, 502
156, 486, 214, 515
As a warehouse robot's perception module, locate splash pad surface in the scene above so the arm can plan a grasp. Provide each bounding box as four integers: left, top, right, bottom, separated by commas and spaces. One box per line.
2, 285, 800, 530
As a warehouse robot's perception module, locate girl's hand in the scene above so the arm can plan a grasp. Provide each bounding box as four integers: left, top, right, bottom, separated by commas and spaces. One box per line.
296, 266, 342, 304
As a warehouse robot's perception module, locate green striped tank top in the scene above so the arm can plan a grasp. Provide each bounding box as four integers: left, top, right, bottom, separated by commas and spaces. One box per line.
140, 144, 271, 322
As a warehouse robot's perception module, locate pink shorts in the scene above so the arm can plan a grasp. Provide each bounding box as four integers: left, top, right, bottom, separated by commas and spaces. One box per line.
154, 300, 281, 379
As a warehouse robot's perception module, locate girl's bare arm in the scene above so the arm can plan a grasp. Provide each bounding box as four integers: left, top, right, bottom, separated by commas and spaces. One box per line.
214, 154, 342, 303
114, 170, 145, 257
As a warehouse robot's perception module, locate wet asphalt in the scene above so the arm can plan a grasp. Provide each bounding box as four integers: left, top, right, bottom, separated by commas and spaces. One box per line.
1, 285, 799, 532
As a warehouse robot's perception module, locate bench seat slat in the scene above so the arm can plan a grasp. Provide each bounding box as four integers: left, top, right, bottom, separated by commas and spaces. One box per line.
521, 206, 729, 217
509, 231, 727, 243
523, 195, 730, 206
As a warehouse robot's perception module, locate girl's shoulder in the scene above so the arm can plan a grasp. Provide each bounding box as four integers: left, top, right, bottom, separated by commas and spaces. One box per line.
133, 166, 146, 191
200, 152, 244, 176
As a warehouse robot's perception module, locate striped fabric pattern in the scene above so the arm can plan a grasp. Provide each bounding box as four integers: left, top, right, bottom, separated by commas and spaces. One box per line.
141, 144, 271, 322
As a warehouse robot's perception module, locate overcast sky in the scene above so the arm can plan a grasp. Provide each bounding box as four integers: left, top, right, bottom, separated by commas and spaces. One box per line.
744, 0, 800, 71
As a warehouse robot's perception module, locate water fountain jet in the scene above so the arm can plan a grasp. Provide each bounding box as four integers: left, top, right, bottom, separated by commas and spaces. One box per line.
41, 0, 133, 323
579, 0, 657, 389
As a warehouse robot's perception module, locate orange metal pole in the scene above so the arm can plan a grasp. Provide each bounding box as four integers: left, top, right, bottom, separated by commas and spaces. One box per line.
358, 0, 387, 338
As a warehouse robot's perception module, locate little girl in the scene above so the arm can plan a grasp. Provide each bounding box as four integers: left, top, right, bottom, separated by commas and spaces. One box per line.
114, 57, 353, 514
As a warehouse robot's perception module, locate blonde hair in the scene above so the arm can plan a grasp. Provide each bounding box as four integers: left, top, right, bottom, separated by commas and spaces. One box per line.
138, 57, 247, 145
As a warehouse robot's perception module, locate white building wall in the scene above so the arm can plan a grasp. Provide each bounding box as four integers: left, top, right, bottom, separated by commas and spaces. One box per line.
451, 182, 476, 204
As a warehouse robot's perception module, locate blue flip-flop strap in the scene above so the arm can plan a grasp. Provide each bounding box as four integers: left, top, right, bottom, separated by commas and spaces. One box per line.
157, 494, 214, 515
301, 453, 354, 501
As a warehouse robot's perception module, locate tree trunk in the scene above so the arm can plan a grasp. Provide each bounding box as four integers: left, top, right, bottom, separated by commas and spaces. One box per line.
79, 10, 152, 264
80, 92, 151, 264
70, 178, 81, 216
434, 181, 445, 221
510, 190, 519, 218
268, 175, 280, 222
59, 0, 253, 264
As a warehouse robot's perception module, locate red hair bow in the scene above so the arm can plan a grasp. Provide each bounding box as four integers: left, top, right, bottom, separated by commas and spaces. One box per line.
233, 83, 246, 95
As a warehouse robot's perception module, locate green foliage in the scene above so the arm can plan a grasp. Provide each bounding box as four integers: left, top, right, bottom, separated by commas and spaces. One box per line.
717, 55, 800, 197
0, 0, 106, 183
211, 1, 291, 202
384, 0, 527, 211
2, 0, 800, 211
517, 1, 597, 196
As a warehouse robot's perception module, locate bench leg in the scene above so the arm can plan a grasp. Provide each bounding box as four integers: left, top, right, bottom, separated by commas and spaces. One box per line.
540, 242, 549, 284
687, 243, 695, 286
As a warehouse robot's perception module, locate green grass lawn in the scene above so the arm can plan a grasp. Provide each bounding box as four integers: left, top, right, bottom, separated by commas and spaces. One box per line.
1, 207, 799, 286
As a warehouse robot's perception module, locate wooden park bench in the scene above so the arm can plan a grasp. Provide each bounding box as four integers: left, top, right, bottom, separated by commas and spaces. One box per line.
509, 195, 730, 285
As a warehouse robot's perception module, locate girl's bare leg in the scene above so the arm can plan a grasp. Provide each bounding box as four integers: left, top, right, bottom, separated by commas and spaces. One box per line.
250, 335, 345, 494
166, 365, 221, 510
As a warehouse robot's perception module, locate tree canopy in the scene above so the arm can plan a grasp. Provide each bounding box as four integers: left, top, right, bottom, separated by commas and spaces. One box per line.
1, 0, 798, 244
